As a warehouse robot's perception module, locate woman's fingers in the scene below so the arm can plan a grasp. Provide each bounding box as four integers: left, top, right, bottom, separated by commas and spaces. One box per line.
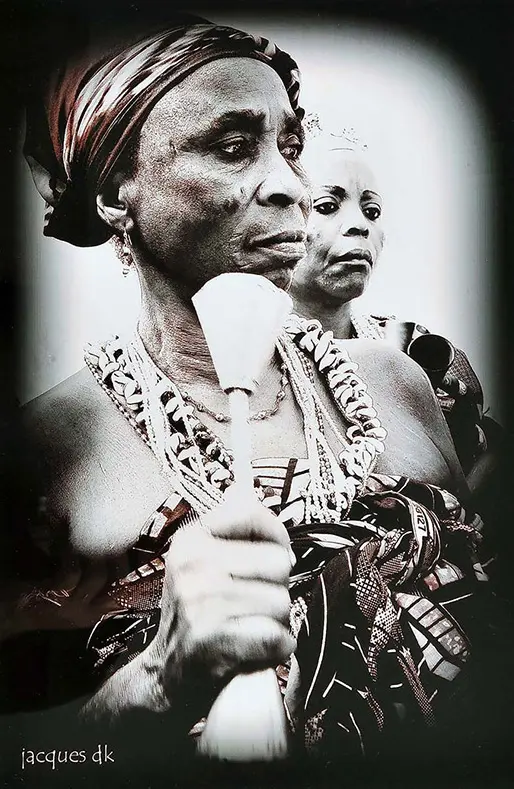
204, 487, 291, 549
181, 577, 292, 629
219, 540, 292, 584
192, 616, 296, 681
157, 493, 297, 685
170, 530, 292, 585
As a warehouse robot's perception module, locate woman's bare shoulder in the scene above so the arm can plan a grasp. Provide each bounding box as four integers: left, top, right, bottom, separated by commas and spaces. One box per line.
20, 367, 139, 499
340, 338, 431, 393
343, 338, 455, 432
20, 368, 170, 555
25, 366, 106, 415
10, 370, 112, 547
22, 368, 112, 458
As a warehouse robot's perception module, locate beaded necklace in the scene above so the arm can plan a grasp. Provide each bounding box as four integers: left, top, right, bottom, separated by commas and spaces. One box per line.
180, 362, 289, 423
84, 315, 386, 523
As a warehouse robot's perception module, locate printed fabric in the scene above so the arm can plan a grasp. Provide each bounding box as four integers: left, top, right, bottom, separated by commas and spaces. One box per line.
86, 458, 492, 758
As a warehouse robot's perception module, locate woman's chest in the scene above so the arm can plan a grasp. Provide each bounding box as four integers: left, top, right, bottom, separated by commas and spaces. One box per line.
61, 399, 452, 562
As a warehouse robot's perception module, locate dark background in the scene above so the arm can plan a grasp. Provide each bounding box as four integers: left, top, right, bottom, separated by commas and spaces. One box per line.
0, 0, 512, 787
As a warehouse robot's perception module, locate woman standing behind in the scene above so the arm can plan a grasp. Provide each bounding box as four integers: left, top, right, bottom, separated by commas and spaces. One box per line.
290, 125, 501, 492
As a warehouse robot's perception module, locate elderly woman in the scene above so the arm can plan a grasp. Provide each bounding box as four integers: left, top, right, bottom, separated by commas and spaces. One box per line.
290, 129, 501, 493
4, 14, 497, 775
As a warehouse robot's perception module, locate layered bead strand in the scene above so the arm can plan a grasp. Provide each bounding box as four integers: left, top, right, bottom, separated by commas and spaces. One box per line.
84, 315, 387, 522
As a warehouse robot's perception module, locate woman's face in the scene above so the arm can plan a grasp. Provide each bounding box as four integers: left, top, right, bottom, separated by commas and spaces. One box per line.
117, 58, 310, 292
292, 150, 385, 305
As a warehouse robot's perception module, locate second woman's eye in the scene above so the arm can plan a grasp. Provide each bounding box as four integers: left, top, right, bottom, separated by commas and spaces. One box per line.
313, 198, 339, 216
363, 204, 382, 221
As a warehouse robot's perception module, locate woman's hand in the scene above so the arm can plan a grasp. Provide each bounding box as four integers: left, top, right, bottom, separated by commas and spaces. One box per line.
145, 486, 296, 702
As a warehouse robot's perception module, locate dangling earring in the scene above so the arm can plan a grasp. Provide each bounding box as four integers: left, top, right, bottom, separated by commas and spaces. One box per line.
121, 227, 134, 277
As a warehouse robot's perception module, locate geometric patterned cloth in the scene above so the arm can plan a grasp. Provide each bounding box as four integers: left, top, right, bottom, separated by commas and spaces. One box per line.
86, 459, 491, 757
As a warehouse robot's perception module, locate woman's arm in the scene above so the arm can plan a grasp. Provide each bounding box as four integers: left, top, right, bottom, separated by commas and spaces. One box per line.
81, 641, 171, 720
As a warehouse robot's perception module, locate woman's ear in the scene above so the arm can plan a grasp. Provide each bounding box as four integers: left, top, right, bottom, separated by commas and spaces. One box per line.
96, 175, 134, 235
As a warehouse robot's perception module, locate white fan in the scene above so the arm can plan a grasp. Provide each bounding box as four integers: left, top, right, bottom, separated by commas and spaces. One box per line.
192, 273, 293, 762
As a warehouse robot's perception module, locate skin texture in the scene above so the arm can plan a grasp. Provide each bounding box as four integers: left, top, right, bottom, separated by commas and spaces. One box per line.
96, 58, 310, 390
15, 59, 468, 725
291, 148, 385, 337
100, 59, 310, 292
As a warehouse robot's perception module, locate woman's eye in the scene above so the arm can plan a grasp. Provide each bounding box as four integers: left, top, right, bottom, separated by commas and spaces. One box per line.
313, 199, 339, 216
363, 205, 382, 221
215, 137, 254, 159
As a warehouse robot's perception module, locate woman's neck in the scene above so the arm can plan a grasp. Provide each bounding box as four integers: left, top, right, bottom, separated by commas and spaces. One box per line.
136, 268, 220, 385
136, 267, 280, 387
292, 292, 354, 339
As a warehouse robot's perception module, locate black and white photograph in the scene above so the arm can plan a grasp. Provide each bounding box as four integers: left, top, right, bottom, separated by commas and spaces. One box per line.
0, 1, 512, 787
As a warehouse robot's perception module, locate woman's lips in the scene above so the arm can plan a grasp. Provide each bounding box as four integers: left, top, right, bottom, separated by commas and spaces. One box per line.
258, 240, 306, 257
332, 249, 373, 265
248, 230, 307, 248
243, 230, 307, 268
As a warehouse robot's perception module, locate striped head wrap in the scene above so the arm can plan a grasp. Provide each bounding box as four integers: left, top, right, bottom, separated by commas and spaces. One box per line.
25, 21, 303, 247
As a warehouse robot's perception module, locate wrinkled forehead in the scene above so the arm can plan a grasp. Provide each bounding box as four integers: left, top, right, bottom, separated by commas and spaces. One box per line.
303, 146, 380, 195
140, 57, 298, 141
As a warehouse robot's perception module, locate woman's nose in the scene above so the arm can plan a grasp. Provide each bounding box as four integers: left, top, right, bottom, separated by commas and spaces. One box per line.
343, 224, 370, 238
339, 203, 369, 238
256, 153, 309, 212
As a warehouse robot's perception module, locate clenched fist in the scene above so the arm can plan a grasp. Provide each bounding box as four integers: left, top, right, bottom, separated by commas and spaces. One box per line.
146, 486, 296, 705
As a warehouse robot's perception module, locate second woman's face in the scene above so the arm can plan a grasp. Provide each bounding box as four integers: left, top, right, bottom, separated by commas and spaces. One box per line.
118, 58, 310, 293
292, 151, 385, 305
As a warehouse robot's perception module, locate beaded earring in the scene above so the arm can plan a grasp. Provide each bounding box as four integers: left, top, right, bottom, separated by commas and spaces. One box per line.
121, 227, 134, 277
